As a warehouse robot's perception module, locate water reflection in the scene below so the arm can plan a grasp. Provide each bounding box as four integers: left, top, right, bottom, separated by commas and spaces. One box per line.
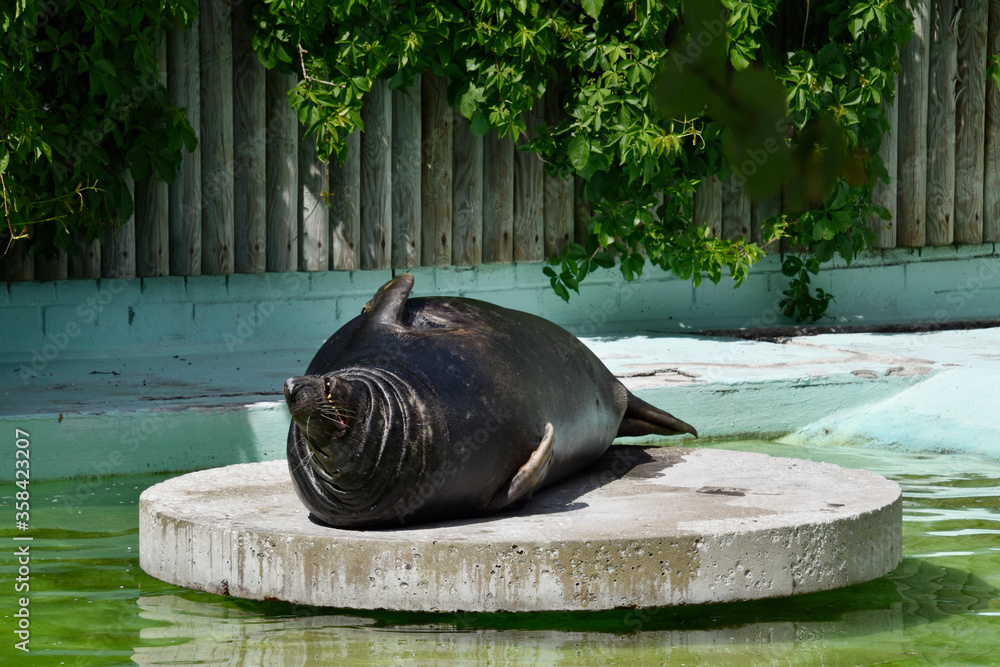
131, 593, 895, 666
131, 556, 994, 666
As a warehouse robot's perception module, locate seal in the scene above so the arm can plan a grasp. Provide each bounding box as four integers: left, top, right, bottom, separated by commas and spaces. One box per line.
283, 273, 696, 528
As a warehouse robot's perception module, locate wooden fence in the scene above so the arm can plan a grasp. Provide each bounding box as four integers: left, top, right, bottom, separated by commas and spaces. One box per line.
2, 0, 999, 283
886, 0, 999, 247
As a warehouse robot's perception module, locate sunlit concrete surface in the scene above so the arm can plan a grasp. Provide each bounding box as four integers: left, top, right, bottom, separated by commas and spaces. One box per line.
139, 446, 901, 612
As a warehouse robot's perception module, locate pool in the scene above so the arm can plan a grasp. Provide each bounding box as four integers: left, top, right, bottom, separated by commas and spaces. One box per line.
2, 438, 997, 666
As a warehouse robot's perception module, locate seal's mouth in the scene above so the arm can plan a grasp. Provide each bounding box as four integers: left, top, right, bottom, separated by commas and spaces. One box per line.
321, 378, 349, 431
284, 375, 351, 437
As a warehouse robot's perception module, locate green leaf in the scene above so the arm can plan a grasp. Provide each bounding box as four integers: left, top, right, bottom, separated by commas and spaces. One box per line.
566, 242, 588, 260
553, 280, 570, 301
849, 17, 864, 39
813, 216, 836, 240
837, 234, 855, 263
581, 0, 604, 20
592, 251, 616, 269
470, 111, 490, 135
568, 134, 590, 171
457, 84, 477, 118
781, 256, 803, 277
829, 181, 850, 209
988, 55, 1000, 90
388, 68, 407, 90
731, 48, 751, 71
621, 261, 634, 282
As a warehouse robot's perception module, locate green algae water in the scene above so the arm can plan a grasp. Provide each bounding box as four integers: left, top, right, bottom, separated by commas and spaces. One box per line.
2, 440, 998, 666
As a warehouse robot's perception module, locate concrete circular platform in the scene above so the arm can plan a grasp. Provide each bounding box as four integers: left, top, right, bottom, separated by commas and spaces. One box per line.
139, 446, 901, 613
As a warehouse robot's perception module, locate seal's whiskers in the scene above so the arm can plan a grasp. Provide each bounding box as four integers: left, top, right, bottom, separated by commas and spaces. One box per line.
286, 438, 317, 477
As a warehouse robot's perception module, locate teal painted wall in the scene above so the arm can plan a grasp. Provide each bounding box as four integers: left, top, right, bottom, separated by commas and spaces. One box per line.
4, 246, 1000, 362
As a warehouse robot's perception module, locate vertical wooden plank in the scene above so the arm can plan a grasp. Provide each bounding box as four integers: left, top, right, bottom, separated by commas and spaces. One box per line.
955, 0, 988, 244
2, 241, 33, 281
392, 75, 422, 268
693, 175, 722, 238
298, 125, 329, 271
421, 73, 452, 266
69, 233, 101, 279
483, 129, 514, 263
986, 0, 1000, 242
574, 177, 591, 245
926, 0, 957, 246
897, 0, 930, 247
265, 70, 298, 272
330, 132, 361, 270
101, 173, 136, 278
544, 173, 573, 257
33, 250, 67, 281
232, 11, 266, 272
514, 100, 544, 262
751, 194, 781, 252
543, 80, 573, 257
360, 78, 392, 269
452, 111, 483, 266
168, 18, 201, 276
720, 174, 750, 240
135, 179, 169, 276
136, 38, 169, 277
870, 80, 899, 248
199, 0, 234, 274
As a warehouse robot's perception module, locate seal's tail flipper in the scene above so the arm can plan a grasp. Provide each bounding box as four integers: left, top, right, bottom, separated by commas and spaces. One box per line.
618, 392, 698, 438
488, 423, 555, 511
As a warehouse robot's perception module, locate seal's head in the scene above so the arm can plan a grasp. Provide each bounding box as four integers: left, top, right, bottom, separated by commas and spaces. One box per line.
283, 372, 375, 476
284, 375, 352, 444
284, 363, 446, 527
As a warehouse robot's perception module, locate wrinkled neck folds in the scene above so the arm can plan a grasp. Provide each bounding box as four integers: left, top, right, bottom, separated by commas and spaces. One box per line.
299, 365, 441, 520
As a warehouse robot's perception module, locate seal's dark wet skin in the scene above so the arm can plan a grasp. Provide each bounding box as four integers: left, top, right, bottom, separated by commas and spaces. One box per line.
283, 273, 697, 529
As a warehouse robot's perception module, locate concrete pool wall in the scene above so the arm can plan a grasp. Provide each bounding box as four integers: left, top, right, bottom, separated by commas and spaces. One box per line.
2, 247, 999, 480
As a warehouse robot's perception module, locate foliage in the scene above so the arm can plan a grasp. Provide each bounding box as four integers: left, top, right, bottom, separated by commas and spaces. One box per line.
251, 0, 911, 322
2, 0, 912, 325
0, 0, 197, 259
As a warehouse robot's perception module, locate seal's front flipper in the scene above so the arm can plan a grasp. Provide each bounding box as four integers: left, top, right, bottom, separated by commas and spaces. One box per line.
508, 423, 555, 500
617, 391, 698, 438
488, 423, 555, 511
